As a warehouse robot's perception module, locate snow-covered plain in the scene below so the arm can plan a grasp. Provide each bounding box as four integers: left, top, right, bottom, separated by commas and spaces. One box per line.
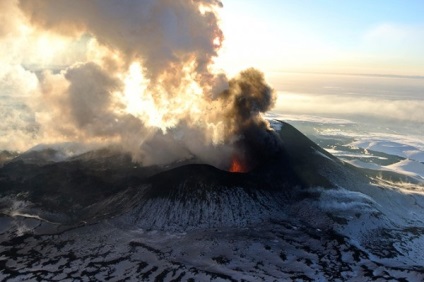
268, 113, 424, 186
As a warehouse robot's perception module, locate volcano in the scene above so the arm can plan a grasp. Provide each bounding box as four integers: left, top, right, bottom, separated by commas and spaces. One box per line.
1, 121, 423, 281
228, 155, 249, 173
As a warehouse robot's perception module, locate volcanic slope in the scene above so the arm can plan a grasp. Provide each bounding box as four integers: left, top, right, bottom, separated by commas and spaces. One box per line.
1, 121, 424, 281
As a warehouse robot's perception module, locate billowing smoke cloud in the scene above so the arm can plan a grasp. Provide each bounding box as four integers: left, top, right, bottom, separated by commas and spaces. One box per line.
0, 0, 277, 170
220, 69, 280, 169
18, 0, 225, 93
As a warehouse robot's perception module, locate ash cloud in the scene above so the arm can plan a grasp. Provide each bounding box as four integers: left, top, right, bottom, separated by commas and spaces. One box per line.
219, 69, 281, 169
221, 68, 275, 132
18, 0, 225, 92
65, 63, 122, 131
1, 0, 278, 169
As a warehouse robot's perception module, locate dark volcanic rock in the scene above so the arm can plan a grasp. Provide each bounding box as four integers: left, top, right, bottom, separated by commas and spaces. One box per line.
0, 121, 423, 281
0, 121, 368, 225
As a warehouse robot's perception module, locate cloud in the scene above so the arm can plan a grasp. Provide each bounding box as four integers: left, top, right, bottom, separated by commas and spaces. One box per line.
275, 92, 424, 124
0, 1, 279, 170
18, 0, 225, 91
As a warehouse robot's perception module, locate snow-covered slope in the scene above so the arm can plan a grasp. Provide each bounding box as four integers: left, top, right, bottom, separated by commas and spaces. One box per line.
1, 121, 423, 281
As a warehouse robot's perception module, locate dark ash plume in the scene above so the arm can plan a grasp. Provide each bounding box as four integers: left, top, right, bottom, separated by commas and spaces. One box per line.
2, 1, 281, 170
219, 68, 281, 170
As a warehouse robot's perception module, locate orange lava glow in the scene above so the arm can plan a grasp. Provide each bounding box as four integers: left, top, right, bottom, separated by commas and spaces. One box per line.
229, 156, 249, 173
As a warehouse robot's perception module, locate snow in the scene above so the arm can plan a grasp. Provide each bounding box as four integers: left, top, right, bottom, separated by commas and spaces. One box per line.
266, 113, 355, 125
385, 159, 424, 179
350, 139, 424, 162
1, 114, 424, 281
344, 159, 382, 170
313, 148, 334, 162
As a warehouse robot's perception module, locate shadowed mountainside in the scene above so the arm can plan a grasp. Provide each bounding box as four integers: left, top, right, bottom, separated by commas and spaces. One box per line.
0, 121, 369, 227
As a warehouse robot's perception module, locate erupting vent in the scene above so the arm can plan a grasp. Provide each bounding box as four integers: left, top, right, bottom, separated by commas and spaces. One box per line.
229, 155, 249, 173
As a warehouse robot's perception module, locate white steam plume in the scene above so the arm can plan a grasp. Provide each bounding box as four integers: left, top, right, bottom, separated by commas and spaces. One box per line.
0, 0, 277, 169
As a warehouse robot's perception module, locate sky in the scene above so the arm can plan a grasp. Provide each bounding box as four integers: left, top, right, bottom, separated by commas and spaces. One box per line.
217, 0, 424, 76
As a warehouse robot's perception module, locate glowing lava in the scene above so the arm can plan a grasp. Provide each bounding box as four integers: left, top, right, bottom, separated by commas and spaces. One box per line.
229, 155, 249, 173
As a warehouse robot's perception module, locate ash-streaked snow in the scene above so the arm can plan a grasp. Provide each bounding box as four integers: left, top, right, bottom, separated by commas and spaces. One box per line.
1, 120, 424, 281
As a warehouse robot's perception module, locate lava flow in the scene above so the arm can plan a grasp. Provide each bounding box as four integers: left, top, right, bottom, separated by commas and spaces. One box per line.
228, 155, 249, 173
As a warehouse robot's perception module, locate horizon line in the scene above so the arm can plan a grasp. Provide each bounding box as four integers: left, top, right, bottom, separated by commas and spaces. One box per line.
269, 70, 424, 80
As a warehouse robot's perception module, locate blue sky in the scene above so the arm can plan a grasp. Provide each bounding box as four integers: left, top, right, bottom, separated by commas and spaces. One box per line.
217, 0, 424, 75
